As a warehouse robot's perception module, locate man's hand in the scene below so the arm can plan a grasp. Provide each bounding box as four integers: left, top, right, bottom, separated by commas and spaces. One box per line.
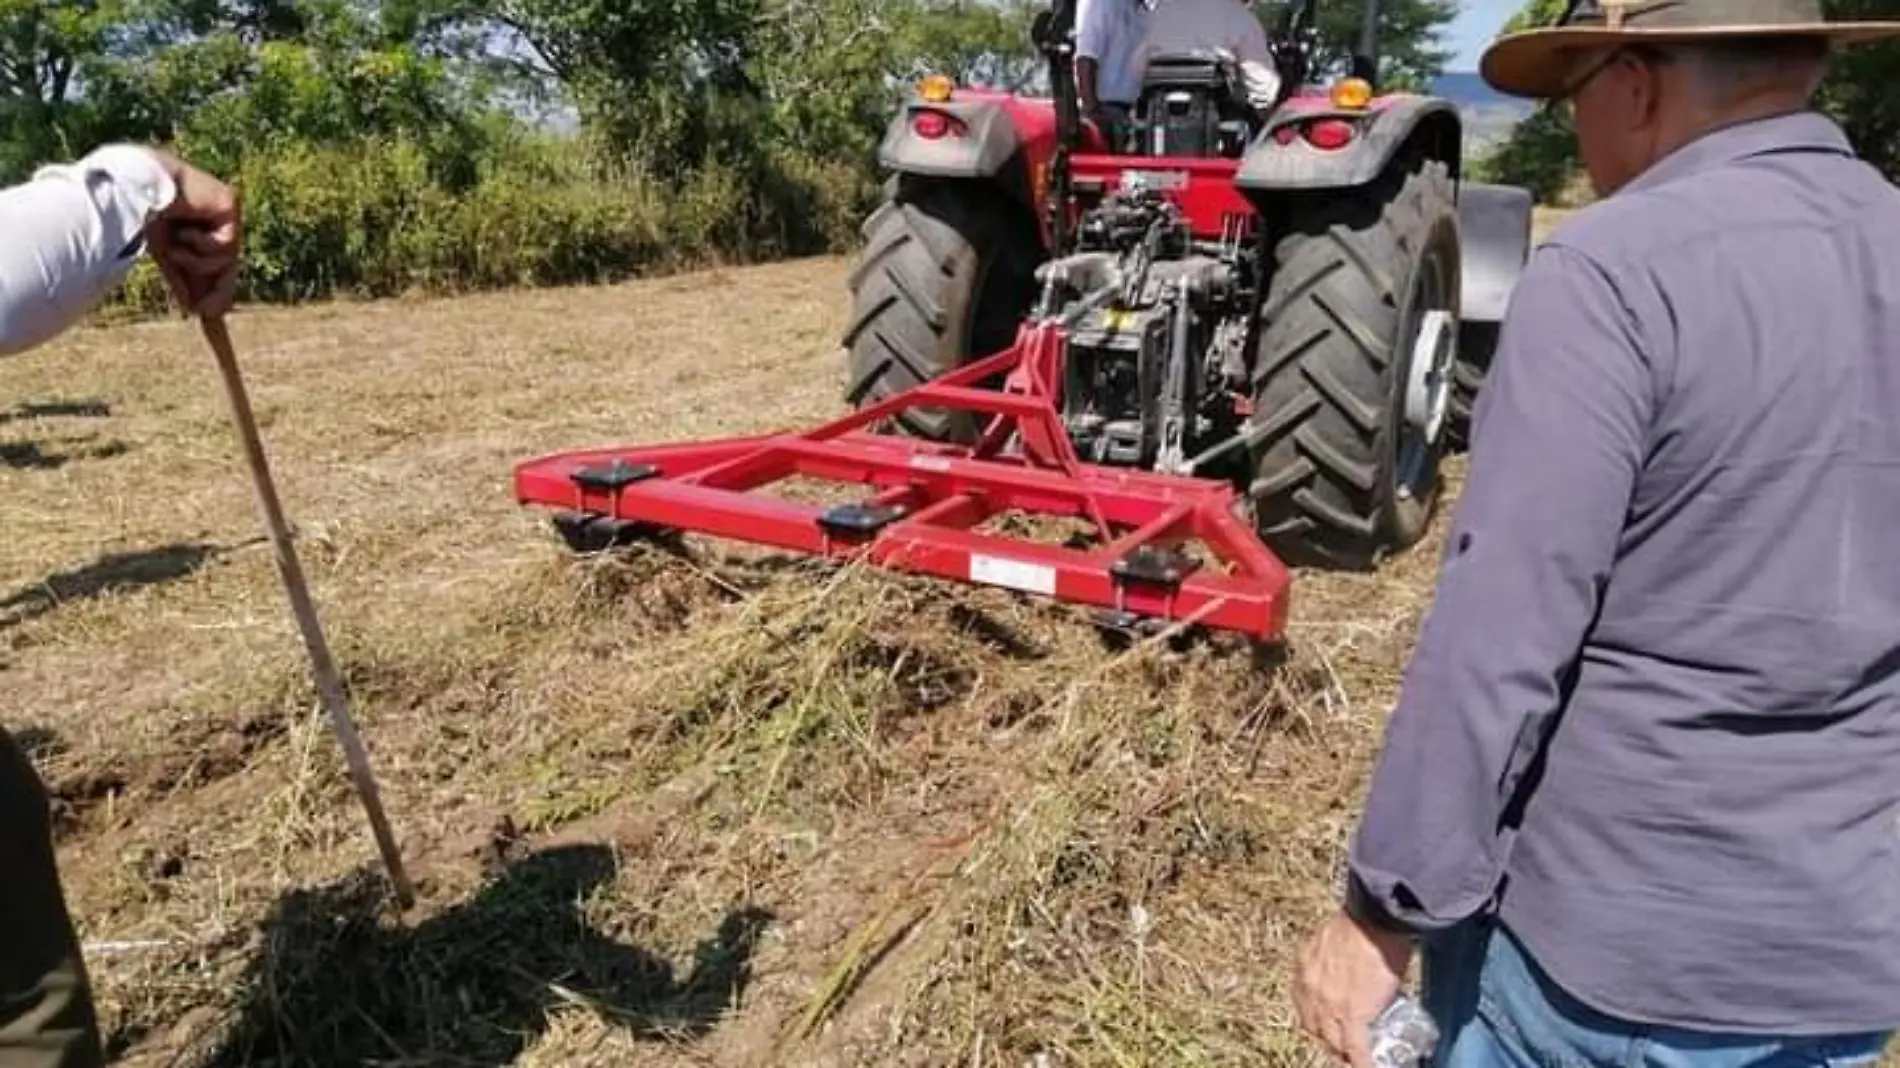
1292, 909, 1416, 1067
144, 148, 242, 318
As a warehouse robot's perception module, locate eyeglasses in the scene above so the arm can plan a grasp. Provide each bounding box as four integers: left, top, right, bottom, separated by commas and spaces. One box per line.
1541, 44, 1669, 120
1536, 0, 1671, 119
1543, 49, 1618, 119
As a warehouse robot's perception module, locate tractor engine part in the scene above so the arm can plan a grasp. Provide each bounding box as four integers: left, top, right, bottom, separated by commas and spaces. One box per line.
1045, 178, 1253, 479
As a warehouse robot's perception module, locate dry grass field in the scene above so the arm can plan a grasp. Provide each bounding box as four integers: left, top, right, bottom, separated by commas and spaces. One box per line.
10, 205, 1879, 1068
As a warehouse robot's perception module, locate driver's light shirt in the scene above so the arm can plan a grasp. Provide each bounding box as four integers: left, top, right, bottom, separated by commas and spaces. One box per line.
1136, 0, 1280, 108
1076, 0, 1151, 105
1140, 0, 1273, 64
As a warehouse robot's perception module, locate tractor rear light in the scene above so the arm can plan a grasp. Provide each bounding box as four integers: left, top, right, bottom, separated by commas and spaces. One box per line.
1303, 120, 1355, 150
912, 111, 964, 139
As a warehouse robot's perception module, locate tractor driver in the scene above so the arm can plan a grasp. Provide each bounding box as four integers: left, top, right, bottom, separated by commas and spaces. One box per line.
1138, 0, 1284, 119
1076, 0, 1153, 148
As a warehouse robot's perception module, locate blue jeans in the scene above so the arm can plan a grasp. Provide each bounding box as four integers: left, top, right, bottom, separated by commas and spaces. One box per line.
1420, 918, 1894, 1068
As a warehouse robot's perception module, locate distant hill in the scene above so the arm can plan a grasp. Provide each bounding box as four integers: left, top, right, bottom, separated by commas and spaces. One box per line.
1429, 71, 1531, 111
1429, 71, 1538, 159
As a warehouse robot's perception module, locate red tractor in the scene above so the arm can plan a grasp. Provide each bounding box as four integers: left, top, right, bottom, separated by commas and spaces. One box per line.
841, 0, 1534, 569
510, 0, 1534, 645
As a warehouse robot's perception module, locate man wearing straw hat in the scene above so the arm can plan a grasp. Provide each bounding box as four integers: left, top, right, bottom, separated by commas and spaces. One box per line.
0, 145, 240, 1066
1289, 1, 1900, 1066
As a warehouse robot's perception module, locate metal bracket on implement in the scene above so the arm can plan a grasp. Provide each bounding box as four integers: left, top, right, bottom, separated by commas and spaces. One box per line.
513, 318, 1292, 643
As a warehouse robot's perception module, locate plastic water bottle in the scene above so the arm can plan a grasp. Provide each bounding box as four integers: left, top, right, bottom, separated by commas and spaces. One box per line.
1368, 995, 1439, 1068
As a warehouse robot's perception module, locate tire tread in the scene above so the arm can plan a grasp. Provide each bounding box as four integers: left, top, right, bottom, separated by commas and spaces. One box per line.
1248, 160, 1460, 569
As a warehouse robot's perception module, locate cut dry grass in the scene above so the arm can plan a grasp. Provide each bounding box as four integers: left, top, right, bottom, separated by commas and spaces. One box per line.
8, 207, 1879, 1068
0, 257, 1438, 1068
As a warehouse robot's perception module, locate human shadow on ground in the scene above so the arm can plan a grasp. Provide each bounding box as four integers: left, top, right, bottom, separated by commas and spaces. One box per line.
0, 398, 127, 469
9, 725, 63, 761
0, 542, 228, 629
0, 438, 130, 470
194, 843, 774, 1067
0, 400, 113, 424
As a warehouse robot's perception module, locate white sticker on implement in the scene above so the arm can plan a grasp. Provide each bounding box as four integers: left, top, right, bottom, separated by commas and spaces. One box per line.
969, 554, 1056, 596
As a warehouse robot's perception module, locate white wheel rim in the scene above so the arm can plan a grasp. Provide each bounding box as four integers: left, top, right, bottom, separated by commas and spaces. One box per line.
1403, 309, 1455, 445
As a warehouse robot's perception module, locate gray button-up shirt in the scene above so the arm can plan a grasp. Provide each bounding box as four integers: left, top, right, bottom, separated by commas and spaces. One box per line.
1347, 110, 1900, 1036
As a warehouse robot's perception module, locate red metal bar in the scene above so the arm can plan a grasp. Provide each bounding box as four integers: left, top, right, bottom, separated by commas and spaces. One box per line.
511, 319, 1292, 642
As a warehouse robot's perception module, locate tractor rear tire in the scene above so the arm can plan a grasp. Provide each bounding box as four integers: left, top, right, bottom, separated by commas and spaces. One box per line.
841, 176, 1043, 443
1247, 160, 1461, 570
1444, 321, 1495, 451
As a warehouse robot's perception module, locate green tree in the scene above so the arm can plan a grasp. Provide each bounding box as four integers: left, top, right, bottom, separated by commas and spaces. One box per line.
397, 0, 765, 170
1476, 0, 1900, 197
0, 0, 139, 180
1256, 0, 1460, 90
0, 0, 1103, 308
886, 0, 1041, 90
1467, 0, 1578, 201
1816, 0, 1900, 177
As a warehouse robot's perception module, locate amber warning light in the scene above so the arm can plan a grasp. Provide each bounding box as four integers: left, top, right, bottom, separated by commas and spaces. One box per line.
1330, 77, 1373, 109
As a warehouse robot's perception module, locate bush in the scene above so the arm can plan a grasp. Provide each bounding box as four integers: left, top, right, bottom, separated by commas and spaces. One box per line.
103, 127, 877, 317
1467, 107, 1581, 206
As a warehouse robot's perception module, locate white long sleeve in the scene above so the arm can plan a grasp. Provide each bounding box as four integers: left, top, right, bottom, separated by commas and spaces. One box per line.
1236, 57, 1283, 109
0, 144, 177, 358
1227, 6, 1283, 109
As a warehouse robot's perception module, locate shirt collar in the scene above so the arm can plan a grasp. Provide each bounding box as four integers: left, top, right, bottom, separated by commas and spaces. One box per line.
1621, 110, 1855, 197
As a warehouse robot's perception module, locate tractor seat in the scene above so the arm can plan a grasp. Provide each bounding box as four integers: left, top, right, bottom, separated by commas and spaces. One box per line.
1131, 52, 1258, 160
1141, 54, 1239, 93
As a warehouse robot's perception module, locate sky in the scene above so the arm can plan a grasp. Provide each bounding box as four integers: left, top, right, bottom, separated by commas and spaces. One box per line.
1442, 0, 1522, 70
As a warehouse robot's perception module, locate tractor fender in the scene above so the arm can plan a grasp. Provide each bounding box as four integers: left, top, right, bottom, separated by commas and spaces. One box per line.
876, 97, 1035, 207
1234, 95, 1464, 195
1456, 180, 1535, 325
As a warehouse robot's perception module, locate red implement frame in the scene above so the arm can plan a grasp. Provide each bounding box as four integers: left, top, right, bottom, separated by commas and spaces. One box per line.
512, 317, 1292, 642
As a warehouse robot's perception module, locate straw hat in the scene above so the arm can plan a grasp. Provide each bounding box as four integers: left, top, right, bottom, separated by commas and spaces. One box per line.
1479, 0, 1900, 99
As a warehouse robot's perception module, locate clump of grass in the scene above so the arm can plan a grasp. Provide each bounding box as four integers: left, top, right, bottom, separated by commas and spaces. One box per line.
79, 530, 1420, 1067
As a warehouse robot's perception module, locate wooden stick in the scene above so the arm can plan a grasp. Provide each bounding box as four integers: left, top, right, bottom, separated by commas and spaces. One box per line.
197, 315, 416, 909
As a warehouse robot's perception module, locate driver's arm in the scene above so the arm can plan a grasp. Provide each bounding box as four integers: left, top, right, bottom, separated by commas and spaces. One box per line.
1077, 56, 1103, 113
1230, 6, 1282, 108
1235, 57, 1282, 110
1075, 0, 1108, 113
